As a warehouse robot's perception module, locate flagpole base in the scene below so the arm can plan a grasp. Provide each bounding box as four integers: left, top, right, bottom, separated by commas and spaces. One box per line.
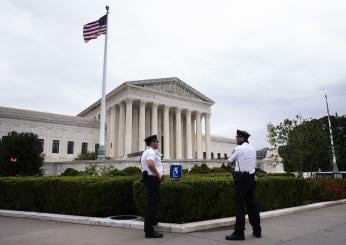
97, 145, 106, 160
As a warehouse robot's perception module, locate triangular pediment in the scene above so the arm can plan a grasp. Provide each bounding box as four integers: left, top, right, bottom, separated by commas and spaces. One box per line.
128, 77, 214, 104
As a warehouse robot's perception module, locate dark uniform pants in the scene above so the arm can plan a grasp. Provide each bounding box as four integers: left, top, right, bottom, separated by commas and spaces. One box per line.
143, 174, 160, 233
233, 172, 261, 233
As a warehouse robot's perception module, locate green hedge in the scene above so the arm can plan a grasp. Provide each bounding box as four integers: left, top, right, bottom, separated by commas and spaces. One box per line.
309, 179, 346, 201
133, 176, 312, 223
0, 176, 138, 217
0, 176, 345, 224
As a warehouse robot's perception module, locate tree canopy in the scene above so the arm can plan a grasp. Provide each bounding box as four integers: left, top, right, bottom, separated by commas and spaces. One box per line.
271, 115, 345, 172
0, 131, 44, 176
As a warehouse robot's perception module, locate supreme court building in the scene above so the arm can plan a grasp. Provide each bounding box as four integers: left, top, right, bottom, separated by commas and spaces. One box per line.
0, 77, 236, 162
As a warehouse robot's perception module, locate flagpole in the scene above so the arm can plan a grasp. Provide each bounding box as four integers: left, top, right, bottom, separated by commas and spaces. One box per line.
324, 95, 340, 178
97, 5, 109, 160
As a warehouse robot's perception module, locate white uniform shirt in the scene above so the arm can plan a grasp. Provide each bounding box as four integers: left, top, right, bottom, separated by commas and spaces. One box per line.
141, 147, 163, 177
228, 142, 256, 174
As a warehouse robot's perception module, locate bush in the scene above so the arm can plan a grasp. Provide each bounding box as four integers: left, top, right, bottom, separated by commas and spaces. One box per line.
61, 168, 80, 176
0, 131, 44, 176
189, 164, 211, 174
133, 176, 313, 223
0, 176, 344, 224
0, 176, 139, 217
121, 166, 141, 176
210, 167, 229, 173
255, 168, 267, 177
309, 179, 346, 201
74, 152, 97, 160
133, 176, 233, 223
267, 172, 295, 177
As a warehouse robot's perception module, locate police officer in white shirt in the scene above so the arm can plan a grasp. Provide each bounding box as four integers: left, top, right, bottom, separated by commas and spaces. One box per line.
225, 130, 261, 241
141, 135, 164, 238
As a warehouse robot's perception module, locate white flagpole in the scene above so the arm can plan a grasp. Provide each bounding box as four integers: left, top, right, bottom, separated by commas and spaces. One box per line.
97, 6, 109, 160
324, 95, 340, 178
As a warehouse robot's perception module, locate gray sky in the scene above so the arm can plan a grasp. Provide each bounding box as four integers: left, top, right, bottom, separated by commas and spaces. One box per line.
1, 0, 345, 149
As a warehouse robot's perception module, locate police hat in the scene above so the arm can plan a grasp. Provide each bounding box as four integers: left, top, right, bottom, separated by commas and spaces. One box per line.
144, 134, 159, 143
236, 130, 251, 139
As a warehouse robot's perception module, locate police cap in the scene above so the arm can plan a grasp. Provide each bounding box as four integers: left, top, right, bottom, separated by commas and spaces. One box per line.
236, 129, 251, 139
144, 134, 159, 143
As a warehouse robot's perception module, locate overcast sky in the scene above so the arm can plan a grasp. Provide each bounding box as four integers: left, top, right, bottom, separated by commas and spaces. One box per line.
1, 0, 345, 149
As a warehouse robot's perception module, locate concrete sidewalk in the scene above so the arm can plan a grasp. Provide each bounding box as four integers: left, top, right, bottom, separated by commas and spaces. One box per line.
0, 204, 345, 245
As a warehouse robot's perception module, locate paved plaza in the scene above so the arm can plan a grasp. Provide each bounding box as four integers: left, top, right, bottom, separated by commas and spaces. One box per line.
0, 204, 345, 245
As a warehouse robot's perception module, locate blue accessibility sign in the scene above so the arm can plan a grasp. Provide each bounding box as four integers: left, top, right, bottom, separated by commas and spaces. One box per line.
170, 165, 182, 180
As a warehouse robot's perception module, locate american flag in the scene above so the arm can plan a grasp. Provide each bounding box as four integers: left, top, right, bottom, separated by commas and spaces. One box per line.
83, 14, 107, 43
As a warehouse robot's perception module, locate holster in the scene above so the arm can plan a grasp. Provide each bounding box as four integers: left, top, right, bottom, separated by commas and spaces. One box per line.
141, 170, 148, 182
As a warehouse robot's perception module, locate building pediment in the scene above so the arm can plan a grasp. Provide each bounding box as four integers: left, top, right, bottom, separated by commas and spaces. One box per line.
78, 77, 214, 117
127, 77, 214, 104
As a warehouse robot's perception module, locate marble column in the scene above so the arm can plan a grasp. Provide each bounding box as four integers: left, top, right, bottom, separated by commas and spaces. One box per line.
175, 108, 182, 159
151, 103, 158, 135
105, 108, 111, 156
138, 101, 146, 151
186, 109, 193, 159
124, 99, 133, 157
191, 116, 196, 159
163, 105, 170, 159
205, 113, 211, 160
118, 102, 125, 158
109, 106, 115, 158
196, 111, 203, 159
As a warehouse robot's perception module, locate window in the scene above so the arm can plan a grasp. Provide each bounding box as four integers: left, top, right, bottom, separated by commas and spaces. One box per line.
95, 143, 99, 153
211, 152, 214, 159
217, 153, 221, 159
98, 114, 100, 120
224, 153, 228, 160
67, 141, 74, 154
1, 136, 8, 143
38, 139, 44, 153
52, 140, 59, 153
81, 142, 88, 154
203, 152, 206, 159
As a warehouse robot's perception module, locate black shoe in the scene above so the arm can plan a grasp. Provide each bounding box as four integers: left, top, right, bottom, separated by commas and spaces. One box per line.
253, 227, 262, 238
145, 231, 163, 238
225, 231, 245, 241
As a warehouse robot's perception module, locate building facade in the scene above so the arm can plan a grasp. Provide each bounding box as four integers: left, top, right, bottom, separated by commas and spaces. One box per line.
0, 77, 236, 162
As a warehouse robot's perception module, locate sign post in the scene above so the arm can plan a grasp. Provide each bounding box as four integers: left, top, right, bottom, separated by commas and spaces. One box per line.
170, 164, 182, 180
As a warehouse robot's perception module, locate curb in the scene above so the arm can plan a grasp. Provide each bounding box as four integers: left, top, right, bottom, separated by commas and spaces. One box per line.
0, 199, 345, 233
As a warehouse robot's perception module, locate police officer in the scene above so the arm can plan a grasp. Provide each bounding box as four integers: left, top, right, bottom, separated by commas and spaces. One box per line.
225, 130, 261, 241
141, 134, 164, 238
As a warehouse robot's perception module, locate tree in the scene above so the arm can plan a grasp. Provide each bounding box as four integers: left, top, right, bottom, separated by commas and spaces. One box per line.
271, 115, 346, 173
0, 131, 44, 176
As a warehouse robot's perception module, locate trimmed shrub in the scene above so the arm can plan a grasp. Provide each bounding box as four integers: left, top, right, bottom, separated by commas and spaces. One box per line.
309, 179, 346, 201
267, 172, 295, 177
0, 176, 139, 217
121, 166, 141, 176
189, 164, 211, 174
255, 168, 267, 177
133, 176, 233, 223
74, 152, 97, 160
133, 176, 312, 223
61, 168, 80, 176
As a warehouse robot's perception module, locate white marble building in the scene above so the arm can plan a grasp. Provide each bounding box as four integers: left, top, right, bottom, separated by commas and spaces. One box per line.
0, 77, 236, 162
